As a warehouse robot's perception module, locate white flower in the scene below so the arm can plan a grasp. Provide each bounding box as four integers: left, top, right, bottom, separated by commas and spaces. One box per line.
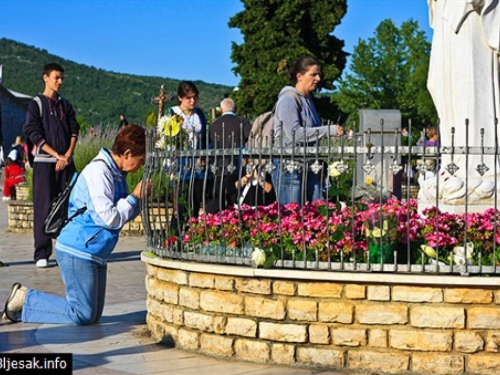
251, 248, 266, 267
452, 242, 474, 265
328, 162, 341, 178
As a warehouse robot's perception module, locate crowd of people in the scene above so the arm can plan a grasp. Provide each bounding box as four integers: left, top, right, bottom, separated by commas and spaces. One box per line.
2, 56, 344, 325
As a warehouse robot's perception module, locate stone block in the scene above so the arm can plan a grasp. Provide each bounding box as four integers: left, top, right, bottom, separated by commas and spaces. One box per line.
245, 296, 286, 320
214, 275, 235, 291
235, 278, 271, 295
392, 286, 443, 303
161, 281, 180, 304
467, 354, 500, 375
455, 331, 484, 353
357, 304, 408, 325
287, 299, 317, 321
273, 281, 296, 295
296, 347, 344, 368
225, 317, 257, 338
485, 331, 500, 352
412, 353, 464, 374
179, 287, 200, 309
369, 329, 387, 348
331, 327, 367, 346
344, 284, 366, 299
259, 322, 307, 343
200, 333, 234, 357
178, 328, 199, 350
271, 343, 295, 365
309, 324, 330, 344
348, 351, 409, 373
200, 290, 244, 315
411, 306, 465, 329
445, 288, 493, 304
468, 307, 500, 329
234, 339, 270, 363
318, 302, 354, 324
367, 285, 390, 301
297, 282, 342, 298
390, 330, 453, 351
156, 268, 188, 285
189, 273, 215, 289
184, 311, 226, 333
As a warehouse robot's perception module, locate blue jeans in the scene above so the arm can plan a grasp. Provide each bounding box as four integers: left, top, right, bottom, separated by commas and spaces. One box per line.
272, 160, 321, 205
22, 250, 107, 325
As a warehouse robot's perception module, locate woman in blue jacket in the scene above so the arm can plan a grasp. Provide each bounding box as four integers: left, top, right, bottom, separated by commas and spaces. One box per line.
3, 124, 150, 325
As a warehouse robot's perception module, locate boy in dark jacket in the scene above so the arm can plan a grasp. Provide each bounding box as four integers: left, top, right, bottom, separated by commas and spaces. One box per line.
23, 63, 80, 268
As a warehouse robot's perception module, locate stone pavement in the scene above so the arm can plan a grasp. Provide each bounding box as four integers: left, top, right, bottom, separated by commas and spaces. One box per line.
0, 191, 355, 374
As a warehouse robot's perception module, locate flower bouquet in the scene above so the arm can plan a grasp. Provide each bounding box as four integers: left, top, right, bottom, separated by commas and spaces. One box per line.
363, 207, 399, 263
155, 114, 188, 150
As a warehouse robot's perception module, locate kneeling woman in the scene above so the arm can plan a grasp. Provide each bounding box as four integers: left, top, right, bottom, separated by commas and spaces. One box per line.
3, 124, 150, 324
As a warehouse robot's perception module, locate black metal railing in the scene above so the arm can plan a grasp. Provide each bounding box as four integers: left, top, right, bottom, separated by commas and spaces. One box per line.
142, 122, 500, 275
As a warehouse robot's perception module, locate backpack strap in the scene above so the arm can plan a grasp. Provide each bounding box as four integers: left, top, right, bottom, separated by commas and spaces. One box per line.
33, 95, 43, 117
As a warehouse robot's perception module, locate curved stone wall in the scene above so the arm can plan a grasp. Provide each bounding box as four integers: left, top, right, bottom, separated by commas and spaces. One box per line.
142, 253, 500, 375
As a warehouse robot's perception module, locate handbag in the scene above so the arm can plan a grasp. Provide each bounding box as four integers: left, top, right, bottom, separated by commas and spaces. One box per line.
43, 172, 87, 239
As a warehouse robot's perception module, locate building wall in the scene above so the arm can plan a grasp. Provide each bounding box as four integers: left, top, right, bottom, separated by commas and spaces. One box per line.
0, 86, 30, 152
143, 258, 500, 375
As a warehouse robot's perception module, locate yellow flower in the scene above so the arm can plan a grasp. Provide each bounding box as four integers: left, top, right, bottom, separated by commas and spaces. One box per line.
382, 220, 388, 230
366, 176, 373, 186
365, 228, 371, 237
372, 228, 386, 238
158, 114, 182, 137
421, 245, 436, 258
328, 162, 341, 178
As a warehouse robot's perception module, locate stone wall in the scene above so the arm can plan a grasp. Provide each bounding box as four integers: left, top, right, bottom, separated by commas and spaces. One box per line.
7, 201, 167, 236
142, 256, 500, 375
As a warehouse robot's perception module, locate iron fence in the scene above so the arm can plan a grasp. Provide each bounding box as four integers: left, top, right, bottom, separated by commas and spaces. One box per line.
142, 122, 500, 276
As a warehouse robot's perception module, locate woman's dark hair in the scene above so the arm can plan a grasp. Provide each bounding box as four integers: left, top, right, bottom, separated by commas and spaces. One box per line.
112, 124, 145, 157
177, 81, 199, 101
287, 56, 320, 83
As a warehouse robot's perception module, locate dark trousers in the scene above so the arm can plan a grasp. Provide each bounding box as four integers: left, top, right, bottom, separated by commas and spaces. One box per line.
32, 162, 76, 262
205, 175, 232, 214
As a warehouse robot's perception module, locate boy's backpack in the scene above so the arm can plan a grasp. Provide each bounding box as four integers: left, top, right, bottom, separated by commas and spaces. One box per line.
249, 91, 301, 148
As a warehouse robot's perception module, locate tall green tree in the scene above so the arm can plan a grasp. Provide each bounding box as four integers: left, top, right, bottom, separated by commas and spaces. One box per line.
335, 19, 437, 128
229, 0, 348, 117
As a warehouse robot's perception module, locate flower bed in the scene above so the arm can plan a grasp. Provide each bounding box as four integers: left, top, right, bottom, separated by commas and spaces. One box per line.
181, 199, 500, 269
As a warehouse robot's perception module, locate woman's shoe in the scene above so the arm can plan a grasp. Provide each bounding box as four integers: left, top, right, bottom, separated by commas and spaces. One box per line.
2, 283, 27, 322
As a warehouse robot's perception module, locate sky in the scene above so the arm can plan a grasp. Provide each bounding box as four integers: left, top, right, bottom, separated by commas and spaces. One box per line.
0, 0, 432, 88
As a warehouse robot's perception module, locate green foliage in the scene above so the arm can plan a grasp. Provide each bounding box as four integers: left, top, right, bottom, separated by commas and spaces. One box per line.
229, 0, 348, 118
334, 19, 437, 128
0, 38, 230, 127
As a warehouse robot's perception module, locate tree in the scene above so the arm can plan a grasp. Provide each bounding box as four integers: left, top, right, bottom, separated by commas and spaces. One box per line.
229, 0, 348, 118
335, 19, 437, 128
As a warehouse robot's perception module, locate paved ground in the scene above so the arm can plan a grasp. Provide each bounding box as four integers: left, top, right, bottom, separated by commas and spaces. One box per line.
0, 179, 358, 374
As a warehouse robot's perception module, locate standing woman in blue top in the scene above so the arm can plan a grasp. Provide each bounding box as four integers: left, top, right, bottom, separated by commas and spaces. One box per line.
169, 81, 207, 225
3, 124, 151, 324
272, 56, 343, 205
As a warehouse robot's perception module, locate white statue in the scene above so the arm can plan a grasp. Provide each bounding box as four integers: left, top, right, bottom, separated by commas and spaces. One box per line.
420, 0, 500, 212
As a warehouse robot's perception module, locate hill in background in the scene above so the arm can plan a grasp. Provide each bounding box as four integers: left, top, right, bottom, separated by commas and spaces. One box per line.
0, 38, 231, 128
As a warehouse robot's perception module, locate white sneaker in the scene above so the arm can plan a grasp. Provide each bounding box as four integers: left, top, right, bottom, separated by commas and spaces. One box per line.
35, 259, 48, 268
2, 197, 11, 201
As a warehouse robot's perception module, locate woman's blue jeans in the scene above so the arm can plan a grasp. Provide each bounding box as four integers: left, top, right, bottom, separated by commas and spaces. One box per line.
272, 160, 321, 205
22, 250, 107, 325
